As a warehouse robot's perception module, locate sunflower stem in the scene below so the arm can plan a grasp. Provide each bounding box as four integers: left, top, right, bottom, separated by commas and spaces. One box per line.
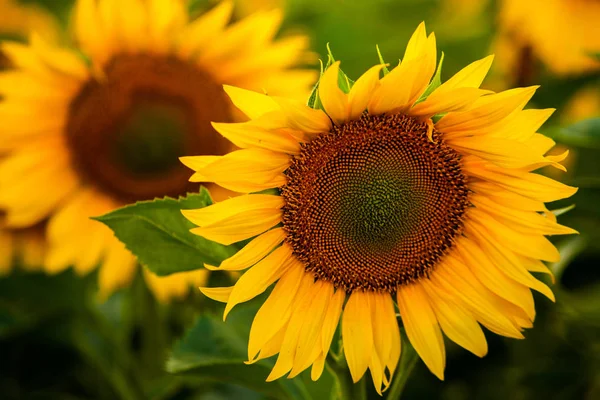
326, 351, 368, 400
386, 333, 419, 400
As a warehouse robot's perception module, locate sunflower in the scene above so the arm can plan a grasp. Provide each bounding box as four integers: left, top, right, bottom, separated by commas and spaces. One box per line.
182, 23, 578, 392
496, 0, 600, 78
0, 0, 315, 300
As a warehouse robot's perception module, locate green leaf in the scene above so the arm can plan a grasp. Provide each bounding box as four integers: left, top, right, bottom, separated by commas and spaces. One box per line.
376, 45, 390, 75
94, 189, 236, 276
547, 118, 600, 149
418, 51, 445, 102
167, 313, 309, 400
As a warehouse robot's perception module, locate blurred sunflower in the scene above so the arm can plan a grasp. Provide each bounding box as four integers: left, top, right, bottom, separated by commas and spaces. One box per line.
0, 0, 315, 299
182, 23, 577, 392
0, 0, 60, 274
496, 0, 600, 80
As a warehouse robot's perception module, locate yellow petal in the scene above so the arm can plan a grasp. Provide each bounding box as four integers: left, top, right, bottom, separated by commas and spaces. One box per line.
190, 208, 281, 246
273, 97, 332, 134
467, 218, 557, 298
197, 148, 290, 193
177, 0, 233, 57
74, 0, 106, 60
224, 243, 296, 318
183, 194, 282, 226
266, 274, 320, 381
448, 137, 563, 170
319, 61, 349, 125
211, 121, 301, 154
525, 133, 556, 154
147, 0, 187, 52
321, 289, 346, 355
463, 157, 578, 202
437, 87, 538, 137
347, 64, 384, 120
222, 85, 279, 119
397, 284, 446, 380
469, 209, 561, 264
370, 292, 401, 392
488, 108, 555, 141
179, 155, 221, 182
457, 237, 536, 320
289, 281, 334, 377
422, 282, 488, 358
199, 286, 233, 302
404, 22, 428, 61
435, 55, 494, 94
471, 195, 576, 236
342, 290, 374, 383
470, 181, 546, 211
247, 263, 307, 361
430, 258, 525, 339
410, 87, 491, 118
311, 353, 326, 381
208, 228, 286, 271
369, 31, 436, 115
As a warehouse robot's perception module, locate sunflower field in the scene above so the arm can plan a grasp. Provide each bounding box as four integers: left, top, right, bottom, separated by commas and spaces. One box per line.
0, 0, 599, 399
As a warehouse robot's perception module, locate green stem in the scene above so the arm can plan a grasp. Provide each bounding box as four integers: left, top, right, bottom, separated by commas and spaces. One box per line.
326, 353, 368, 400
386, 334, 419, 400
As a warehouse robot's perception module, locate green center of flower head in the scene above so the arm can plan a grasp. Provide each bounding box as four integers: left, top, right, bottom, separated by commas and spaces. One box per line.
66, 54, 232, 202
281, 113, 470, 292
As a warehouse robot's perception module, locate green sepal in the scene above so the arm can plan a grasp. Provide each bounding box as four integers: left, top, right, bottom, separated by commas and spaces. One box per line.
307, 59, 325, 110
326, 43, 354, 93
417, 51, 445, 103
93, 188, 237, 276
551, 204, 576, 217
307, 44, 354, 109
376, 45, 391, 76
432, 112, 447, 123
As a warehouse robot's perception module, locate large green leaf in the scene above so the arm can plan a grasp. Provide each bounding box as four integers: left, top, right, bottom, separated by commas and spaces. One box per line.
547, 118, 600, 149
167, 312, 310, 400
95, 189, 236, 276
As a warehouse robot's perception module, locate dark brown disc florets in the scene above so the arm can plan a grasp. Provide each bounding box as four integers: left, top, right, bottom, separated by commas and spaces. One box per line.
66, 54, 232, 202
281, 112, 469, 293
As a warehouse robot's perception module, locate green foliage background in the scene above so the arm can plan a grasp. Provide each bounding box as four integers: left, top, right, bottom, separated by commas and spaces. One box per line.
1, 0, 599, 399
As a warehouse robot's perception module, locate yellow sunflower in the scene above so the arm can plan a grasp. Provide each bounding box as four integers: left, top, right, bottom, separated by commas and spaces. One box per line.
0, 0, 315, 300
496, 0, 600, 77
182, 23, 577, 392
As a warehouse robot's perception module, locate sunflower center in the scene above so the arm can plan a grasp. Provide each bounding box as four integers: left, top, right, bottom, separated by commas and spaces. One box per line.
281, 113, 469, 292
66, 54, 232, 202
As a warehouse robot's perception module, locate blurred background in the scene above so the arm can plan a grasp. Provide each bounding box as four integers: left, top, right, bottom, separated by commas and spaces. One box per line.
0, 0, 599, 399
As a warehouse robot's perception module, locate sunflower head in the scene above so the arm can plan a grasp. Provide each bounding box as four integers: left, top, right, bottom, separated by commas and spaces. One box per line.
182, 22, 577, 393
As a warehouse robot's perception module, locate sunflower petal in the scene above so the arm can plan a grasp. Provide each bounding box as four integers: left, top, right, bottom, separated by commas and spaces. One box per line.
319, 61, 349, 125
342, 291, 374, 383
397, 283, 446, 380
224, 243, 296, 318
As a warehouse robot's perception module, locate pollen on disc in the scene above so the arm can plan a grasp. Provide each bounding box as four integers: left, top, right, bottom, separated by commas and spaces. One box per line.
281, 112, 470, 293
